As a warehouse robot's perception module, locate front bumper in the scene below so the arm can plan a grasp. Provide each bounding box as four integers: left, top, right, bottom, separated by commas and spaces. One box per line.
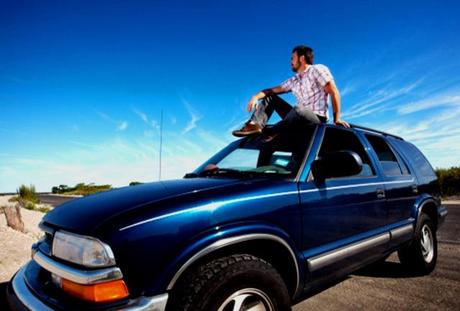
7, 262, 169, 311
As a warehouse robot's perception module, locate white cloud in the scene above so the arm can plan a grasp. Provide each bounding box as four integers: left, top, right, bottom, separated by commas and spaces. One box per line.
96, 110, 129, 132
397, 94, 460, 115
133, 108, 160, 130
118, 121, 128, 131
373, 106, 460, 169
343, 79, 423, 119
181, 99, 202, 134
0, 125, 230, 192
133, 109, 149, 124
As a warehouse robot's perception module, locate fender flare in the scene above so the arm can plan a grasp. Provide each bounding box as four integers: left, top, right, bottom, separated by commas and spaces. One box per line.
163, 224, 302, 295
411, 194, 440, 226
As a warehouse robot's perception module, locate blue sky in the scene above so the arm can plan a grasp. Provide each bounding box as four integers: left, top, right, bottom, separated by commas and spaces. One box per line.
1, 0, 460, 192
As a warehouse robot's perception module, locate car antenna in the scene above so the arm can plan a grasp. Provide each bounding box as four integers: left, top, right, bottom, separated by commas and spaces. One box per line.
159, 108, 163, 181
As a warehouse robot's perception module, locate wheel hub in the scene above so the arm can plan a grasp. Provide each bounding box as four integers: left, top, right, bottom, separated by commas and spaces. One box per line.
420, 224, 434, 263
218, 288, 275, 311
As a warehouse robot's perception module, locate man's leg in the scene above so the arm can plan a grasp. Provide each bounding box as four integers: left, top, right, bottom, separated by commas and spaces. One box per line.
263, 107, 322, 141
233, 94, 292, 137
251, 94, 292, 126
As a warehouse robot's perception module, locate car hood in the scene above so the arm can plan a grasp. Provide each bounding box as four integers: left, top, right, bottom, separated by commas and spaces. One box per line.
42, 178, 254, 235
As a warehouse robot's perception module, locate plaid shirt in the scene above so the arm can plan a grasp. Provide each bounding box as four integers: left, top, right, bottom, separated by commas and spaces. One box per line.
281, 64, 333, 118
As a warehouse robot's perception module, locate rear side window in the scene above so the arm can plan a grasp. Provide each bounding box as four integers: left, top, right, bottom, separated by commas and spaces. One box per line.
319, 128, 375, 178
390, 139, 436, 179
365, 135, 408, 176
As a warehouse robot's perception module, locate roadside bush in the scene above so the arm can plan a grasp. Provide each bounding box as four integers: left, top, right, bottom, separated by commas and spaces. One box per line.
129, 181, 143, 186
23, 201, 37, 211
17, 184, 39, 204
435, 167, 460, 197
50, 183, 112, 196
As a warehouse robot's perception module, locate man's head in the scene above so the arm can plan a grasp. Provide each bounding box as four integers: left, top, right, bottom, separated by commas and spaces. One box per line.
291, 45, 314, 72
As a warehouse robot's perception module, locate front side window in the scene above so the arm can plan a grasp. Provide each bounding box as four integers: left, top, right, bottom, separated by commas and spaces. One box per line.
318, 128, 375, 178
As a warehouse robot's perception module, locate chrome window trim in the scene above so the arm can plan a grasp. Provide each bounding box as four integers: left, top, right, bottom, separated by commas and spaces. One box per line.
33, 251, 123, 285
307, 233, 390, 272
166, 233, 300, 294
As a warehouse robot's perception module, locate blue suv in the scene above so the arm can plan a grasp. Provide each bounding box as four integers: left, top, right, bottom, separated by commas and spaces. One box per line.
7, 123, 447, 311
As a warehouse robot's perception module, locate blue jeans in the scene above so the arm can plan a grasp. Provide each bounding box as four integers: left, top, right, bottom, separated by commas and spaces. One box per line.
250, 94, 326, 135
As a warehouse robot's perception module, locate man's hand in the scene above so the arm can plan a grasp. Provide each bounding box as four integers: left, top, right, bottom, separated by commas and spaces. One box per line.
324, 81, 350, 128
247, 97, 259, 112
334, 119, 350, 128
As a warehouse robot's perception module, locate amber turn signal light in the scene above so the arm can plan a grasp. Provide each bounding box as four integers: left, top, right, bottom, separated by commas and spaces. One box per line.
62, 278, 129, 303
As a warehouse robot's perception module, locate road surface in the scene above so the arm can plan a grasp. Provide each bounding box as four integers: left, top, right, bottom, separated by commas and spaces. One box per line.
293, 202, 460, 311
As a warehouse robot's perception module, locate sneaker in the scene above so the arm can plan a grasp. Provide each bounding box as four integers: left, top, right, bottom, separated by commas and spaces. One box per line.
232, 122, 263, 137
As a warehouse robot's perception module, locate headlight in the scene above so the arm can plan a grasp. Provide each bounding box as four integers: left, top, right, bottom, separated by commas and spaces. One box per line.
52, 231, 116, 267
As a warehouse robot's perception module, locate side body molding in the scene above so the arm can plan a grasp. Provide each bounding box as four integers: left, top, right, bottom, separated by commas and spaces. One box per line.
166, 233, 300, 293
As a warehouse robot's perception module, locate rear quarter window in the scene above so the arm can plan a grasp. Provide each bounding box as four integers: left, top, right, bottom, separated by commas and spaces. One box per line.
388, 138, 436, 180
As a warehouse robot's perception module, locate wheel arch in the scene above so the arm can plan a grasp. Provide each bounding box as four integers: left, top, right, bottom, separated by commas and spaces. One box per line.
166, 230, 302, 298
413, 195, 440, 230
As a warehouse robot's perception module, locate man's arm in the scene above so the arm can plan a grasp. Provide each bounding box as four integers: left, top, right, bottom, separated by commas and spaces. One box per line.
324, 81, 350, 128
247, 85, 286, 112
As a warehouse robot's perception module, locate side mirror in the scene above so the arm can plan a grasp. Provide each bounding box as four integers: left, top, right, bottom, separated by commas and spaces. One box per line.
311, 151, 363, 182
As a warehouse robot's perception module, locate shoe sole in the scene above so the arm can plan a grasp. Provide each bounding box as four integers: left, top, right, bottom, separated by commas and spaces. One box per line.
232, 129, 262, 137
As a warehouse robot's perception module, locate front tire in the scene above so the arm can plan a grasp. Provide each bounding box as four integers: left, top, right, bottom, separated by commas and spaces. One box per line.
169, 254, 291, 311
398, 213, 437, 274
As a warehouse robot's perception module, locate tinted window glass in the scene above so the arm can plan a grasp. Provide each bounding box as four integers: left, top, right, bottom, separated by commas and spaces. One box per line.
194, 125, 317, 179
366, 135, 405, 176
390, 139, 436, 179
319, 128, 375, 178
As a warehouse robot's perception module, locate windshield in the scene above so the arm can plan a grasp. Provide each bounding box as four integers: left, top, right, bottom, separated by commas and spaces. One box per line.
188, 124, 317, 179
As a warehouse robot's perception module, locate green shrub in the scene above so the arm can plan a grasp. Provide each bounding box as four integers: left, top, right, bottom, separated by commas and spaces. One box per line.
50, 183, 112, 196
129, 181, 143, 186
435, 166, 460, 197
17, 184, 39, 204
23, 201, 37, 210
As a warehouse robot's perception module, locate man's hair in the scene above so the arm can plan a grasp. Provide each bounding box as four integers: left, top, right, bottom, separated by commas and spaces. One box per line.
292, 45, 314, 64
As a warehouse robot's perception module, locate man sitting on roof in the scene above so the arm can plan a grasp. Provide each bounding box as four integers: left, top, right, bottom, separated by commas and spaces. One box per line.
232, 45, 349, 139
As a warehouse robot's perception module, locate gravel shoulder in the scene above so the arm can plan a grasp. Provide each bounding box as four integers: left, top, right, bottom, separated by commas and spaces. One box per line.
0, 195, 44, 283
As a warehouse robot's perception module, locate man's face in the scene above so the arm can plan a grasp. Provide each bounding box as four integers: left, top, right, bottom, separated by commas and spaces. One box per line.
290, 52, 302, 72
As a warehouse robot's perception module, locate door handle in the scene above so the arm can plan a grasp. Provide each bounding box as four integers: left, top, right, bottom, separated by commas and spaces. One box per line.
376, 189, 386, 199
412, 184, 418, 194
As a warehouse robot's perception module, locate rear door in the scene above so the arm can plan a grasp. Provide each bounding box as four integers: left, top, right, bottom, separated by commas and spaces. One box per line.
363, 134, 417, 224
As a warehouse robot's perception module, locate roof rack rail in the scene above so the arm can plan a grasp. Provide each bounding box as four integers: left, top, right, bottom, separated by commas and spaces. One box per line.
349, 124, 404, 140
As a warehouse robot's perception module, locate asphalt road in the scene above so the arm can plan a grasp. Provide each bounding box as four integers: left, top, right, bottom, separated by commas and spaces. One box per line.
37, 194, 77, 207
293, 203, 460, 311
1, 204, 459, 310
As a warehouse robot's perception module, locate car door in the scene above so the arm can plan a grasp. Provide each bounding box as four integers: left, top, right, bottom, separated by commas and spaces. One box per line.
298, 126, 388, 273
364, 134, 417, 224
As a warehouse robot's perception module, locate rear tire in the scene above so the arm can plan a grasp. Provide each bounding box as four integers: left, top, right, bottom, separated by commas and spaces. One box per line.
168, 254, 291, 311
398, 213, 437, 274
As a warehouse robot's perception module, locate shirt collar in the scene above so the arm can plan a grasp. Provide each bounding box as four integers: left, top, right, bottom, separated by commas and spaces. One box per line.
296, 65, 312, 79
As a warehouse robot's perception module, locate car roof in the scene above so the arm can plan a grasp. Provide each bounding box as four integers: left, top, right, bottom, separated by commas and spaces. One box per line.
321, 123, 404, 141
